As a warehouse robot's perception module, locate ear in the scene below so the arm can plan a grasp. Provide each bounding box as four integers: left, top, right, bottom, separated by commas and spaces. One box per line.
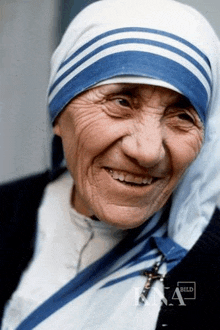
53, 119, 61, 137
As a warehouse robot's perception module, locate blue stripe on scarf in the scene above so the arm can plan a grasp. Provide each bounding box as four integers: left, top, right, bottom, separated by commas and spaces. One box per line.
101, 236, 187, 289
58, 27, 210, 71
49, 38, 211, 96
49, 51, 208, 123
154, 236, 187, 271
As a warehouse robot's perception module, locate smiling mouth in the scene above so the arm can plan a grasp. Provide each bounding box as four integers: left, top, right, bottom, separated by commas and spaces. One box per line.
105, 168, 155, 186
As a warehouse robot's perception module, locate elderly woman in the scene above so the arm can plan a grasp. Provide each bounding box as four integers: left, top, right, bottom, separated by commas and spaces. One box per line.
1, 0, 220, 329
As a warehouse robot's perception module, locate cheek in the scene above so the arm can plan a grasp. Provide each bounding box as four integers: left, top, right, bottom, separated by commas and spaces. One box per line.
74, 118, 126, 161
166, 129, 203, 177
64, 116, 128, 181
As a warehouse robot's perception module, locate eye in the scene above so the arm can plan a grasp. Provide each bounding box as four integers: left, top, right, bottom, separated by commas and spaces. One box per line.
113, 97, 131, 108
101, 95, 133, 119
176, 112, 195, 124
165, 105, 200, 131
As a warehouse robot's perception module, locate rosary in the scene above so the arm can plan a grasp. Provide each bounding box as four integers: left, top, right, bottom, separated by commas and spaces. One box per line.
139, 256, 165, 305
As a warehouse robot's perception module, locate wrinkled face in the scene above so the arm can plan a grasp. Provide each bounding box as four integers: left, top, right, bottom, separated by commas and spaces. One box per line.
54, 84, 204, 229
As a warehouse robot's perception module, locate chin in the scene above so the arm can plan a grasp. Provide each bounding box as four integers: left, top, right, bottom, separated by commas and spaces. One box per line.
95, 205, 154, 230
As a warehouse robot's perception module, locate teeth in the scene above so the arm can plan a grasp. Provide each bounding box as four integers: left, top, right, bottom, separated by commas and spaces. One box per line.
112, 171, 120, 180
108, 169, 153, 185
124, 174, 133, 183
143, 178, 152, 184
134, 176, 143, 184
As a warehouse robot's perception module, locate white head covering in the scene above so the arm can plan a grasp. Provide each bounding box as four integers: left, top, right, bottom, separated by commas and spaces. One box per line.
48, 0, 220, 250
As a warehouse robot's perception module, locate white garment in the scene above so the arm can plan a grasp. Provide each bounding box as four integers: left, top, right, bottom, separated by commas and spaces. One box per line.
2, 170, 170, 330
2, 171, 126, 329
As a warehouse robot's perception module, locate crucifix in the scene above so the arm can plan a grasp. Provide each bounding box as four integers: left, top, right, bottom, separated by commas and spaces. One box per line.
139, 257, 165, 305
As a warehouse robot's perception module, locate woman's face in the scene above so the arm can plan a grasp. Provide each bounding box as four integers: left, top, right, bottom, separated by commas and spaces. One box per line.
54, 83, 204, 229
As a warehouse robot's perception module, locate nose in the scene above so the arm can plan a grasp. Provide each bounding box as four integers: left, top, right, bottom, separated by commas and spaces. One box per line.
121, 116, 166, 168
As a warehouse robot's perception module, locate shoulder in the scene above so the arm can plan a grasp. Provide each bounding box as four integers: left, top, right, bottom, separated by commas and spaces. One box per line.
0, 168, 67, 214
0, 171, 50, 205
157, 207, 220, 330
185, 207, 220, 256
0, 169, 67, 320
165, 207, 220, 284
0, 172, 50, 320
0, 171, 51, 227
0, 170, 52, 257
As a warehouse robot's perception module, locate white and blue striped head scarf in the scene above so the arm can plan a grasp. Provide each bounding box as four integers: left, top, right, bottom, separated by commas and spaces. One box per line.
48, 0, 213, 125
13, 0, 220, 329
